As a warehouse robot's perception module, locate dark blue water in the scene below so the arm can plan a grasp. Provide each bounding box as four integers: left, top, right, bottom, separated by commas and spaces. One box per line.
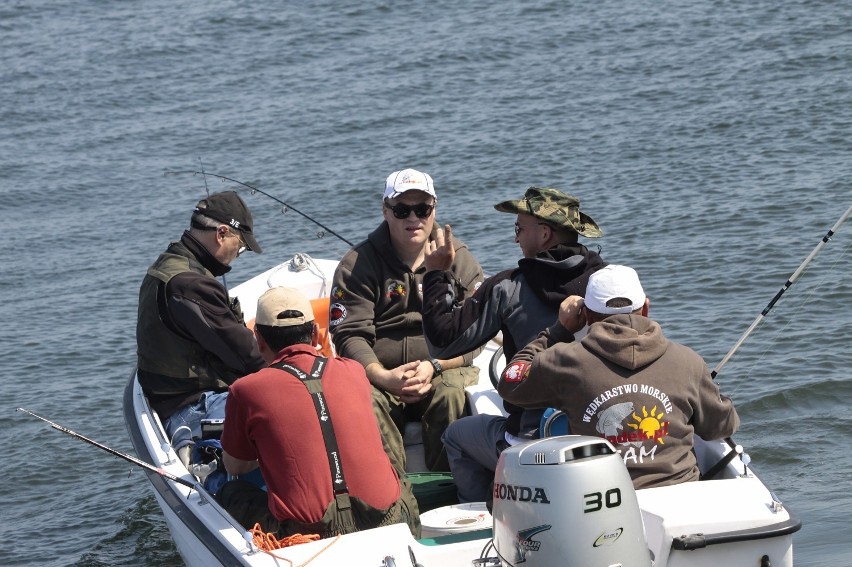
2, 1, 849, 565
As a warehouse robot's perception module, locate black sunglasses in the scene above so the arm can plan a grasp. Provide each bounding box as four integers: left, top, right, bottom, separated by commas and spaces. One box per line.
384, 202, 435, 220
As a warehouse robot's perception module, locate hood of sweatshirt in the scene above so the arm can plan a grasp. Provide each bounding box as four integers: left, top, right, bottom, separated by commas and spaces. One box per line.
515, 243, 606, 309
582, 314, 668, 370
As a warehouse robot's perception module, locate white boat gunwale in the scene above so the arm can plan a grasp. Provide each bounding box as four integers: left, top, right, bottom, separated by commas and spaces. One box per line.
124, 370, 252, 567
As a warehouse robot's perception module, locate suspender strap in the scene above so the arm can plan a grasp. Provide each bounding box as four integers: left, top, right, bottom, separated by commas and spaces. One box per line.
271, 357, 352, 514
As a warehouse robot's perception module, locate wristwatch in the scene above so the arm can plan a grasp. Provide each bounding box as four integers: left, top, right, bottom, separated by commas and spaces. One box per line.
429, 359, 443, 376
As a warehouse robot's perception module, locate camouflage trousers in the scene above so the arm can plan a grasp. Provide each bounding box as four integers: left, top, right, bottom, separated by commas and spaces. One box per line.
372, 365, 480, 473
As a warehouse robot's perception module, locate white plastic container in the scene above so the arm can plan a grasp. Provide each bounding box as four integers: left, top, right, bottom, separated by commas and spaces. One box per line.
419, 502, 492, 539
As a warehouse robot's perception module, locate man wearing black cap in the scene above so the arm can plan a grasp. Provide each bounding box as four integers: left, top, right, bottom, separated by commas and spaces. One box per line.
136, 191, 265, 454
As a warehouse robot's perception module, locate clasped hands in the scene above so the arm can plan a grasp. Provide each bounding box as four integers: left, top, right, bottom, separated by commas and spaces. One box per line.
375, 360, 437, 404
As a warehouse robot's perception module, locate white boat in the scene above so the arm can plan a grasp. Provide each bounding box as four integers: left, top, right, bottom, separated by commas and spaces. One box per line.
124, 252, 801, 567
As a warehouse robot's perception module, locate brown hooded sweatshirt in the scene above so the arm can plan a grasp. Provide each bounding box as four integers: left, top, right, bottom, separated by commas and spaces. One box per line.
498, 314, 739, 489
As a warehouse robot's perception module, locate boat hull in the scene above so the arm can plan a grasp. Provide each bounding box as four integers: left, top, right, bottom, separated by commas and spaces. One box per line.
124, 254, 800, 566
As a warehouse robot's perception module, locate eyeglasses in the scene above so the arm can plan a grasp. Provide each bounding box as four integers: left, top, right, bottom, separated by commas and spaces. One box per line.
514, 222, 549, 236
225, 228, 247, 256
385, 202, 435, 220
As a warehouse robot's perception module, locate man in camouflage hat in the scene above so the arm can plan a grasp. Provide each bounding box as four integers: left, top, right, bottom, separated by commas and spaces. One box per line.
494, 186, 603, 241
421, 186, 606, 502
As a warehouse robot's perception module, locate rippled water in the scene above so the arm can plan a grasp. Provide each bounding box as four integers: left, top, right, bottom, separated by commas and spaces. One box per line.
2, 1, 849, 565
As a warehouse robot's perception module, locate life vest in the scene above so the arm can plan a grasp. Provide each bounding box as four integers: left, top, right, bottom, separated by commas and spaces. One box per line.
136, 241, 244, 410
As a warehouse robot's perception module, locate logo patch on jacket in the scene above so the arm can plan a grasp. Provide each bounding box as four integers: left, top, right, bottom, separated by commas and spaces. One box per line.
584, 385, 674, 450
331, 286, 346, 300
386, 282, 407, 299
503, 361, 529, 383
329, 303, 347, 326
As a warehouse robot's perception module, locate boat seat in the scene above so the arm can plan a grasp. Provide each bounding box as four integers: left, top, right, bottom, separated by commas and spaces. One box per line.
540, 408, 570, 437
467, 343, 508, 417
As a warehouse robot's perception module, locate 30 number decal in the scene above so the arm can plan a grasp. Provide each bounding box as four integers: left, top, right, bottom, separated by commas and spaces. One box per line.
583, 488, 622, 513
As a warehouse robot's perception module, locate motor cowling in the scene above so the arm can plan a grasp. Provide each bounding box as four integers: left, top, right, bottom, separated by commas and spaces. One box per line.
492, 435, 651, 567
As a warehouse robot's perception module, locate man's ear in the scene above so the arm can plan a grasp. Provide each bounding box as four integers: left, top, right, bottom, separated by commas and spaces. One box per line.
584, 307, 596, 327
255, 328, 269, 353
311, 322, 319, 347
539, 223, 553, 247
641, 297, 650, 317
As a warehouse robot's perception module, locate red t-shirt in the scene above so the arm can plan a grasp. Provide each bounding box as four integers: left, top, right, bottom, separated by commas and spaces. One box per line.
221, 344, 400, 523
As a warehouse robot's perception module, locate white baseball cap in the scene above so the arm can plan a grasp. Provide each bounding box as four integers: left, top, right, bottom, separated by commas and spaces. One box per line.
383, 169, 436, 201
584, 265, 646, 315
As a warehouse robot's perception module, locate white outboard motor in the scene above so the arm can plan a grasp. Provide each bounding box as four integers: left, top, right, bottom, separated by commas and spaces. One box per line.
492, 435, 651, 567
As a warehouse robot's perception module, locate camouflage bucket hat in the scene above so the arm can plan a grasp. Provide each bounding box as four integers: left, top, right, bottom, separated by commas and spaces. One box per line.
494, 186, 603, 238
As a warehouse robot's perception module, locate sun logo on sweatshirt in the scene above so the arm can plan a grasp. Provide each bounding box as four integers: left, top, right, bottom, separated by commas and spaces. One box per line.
386, 282, 407, 299
627, 406, 668, 444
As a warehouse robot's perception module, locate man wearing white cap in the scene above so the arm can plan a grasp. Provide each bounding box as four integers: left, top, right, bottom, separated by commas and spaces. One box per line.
498, 265, 740, 489
329, 168, 484, 473
219, 287, 420, 538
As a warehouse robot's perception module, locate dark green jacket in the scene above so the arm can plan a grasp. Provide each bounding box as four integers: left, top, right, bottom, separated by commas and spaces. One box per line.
329, 221, 484, 370
136, 233, 264, 417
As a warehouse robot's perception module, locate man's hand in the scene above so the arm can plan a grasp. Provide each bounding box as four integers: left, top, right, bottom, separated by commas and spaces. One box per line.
558, 295, 587, 334
368, 361, 433, 402
398, 360, 435, 403
425, 224, 455, 272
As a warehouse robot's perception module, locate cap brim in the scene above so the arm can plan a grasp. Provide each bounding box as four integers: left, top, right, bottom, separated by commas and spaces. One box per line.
577, 212, 603, 238
495, 200, 603, 237
242, 231, 263, 254
494, 199, 526, 215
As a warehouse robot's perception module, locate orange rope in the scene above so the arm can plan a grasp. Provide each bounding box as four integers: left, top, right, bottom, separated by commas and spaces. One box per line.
250, 523, 321, 550
249, 523, 341, 566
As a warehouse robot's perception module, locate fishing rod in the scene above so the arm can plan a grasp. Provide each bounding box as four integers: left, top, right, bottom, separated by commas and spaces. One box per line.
192, 160, 236, 292
198, 157, 211, 196
165, 170, 355, 247
711, 204, 852, 379
15, 407, 199, 490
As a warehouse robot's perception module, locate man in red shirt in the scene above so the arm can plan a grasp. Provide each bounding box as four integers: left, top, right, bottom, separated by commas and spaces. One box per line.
218, 287, 420, 538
